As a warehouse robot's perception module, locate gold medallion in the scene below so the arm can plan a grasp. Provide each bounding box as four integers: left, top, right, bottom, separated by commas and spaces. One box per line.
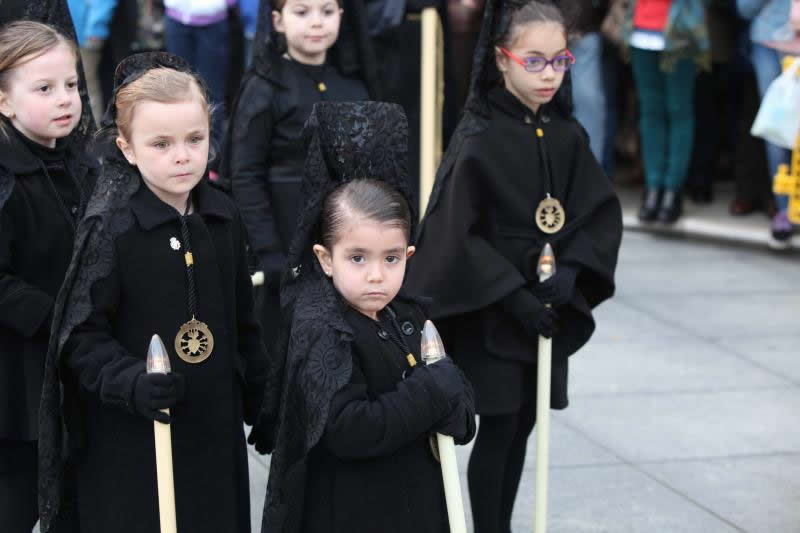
535, 196, 566, 234
174, 317, 214, 364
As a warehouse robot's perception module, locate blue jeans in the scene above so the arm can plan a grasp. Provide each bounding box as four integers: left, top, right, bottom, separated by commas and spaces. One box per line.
571, 32, 606, 166
751, 43, 791, 210
630, 47, 697, 191
165, 17, 231, 147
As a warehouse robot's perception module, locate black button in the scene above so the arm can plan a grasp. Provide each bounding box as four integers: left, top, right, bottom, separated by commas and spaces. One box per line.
377, 329, 389, 340
401, 321, 414, 336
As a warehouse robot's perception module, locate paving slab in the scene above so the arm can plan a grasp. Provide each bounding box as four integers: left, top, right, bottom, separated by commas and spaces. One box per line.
559, 388, 800, 462
570, 338, 790, 396
716, 335, 800, 385
626, 292, 800, 340
591, 299, 685, 342
614, 255, 794, 296
510, 463, 743, 533
642, 454, 800, 533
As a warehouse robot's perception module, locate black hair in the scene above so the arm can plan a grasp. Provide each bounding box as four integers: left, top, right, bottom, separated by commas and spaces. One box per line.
319, 179, 412, 249
493, 1, 568, 49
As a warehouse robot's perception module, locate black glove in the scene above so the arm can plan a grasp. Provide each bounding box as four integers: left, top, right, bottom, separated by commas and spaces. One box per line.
434, 368, 476, 445
530, 265, 577, 307
416, 358, 470, 410
502, 287, 559, 339
133, 372, 185, 423
247, 420, 276, 455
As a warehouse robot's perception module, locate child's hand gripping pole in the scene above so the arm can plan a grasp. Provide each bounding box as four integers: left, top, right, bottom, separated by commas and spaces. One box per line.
534, 243, 556, 533
421, 321, 468, 533
147, 334, 178, 533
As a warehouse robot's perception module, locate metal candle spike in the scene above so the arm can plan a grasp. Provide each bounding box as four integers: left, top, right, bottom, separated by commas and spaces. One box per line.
147, 334, 178, 533
534, 243, 556, 533
421, 321, 468, 533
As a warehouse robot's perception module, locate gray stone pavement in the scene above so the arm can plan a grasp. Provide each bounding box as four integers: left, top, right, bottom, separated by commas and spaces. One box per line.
246, 231, 800, 532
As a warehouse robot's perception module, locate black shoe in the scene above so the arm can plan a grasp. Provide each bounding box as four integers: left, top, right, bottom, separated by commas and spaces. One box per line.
658, 189, 683, 223
638, 188, 662, 222
688, 185, 713, 204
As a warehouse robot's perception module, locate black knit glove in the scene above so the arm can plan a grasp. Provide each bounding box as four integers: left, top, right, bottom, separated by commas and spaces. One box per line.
133, 372, 186, 424
502, 287, 559, 339
530, 265, 577, 307
433, 366, 476, 445
258, 252, 287, 289
421, 358, 470, 409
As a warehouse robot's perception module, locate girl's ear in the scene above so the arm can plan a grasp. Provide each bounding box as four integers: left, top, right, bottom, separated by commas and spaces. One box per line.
494, 46, 508, 73
312, 244, 333, 277
115, 136, 136, 166
406, 246, 416, 259
272, 10, 285, 33
0, 91, 14, 119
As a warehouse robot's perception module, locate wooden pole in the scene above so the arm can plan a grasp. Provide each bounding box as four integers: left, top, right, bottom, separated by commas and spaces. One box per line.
419, 7, 444, 217
147, 334, 178, 533
534, 244, 555, 533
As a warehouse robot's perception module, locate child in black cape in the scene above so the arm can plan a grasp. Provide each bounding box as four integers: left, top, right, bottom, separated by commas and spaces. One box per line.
262, 101, 476, 533
220, 0, 379, 344
0, 16, 96, 531
37, 52, 275, 533
406, 2, 623, 532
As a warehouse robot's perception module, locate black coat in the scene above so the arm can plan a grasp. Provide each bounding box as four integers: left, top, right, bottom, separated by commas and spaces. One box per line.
224, 54, 369, 270
302, 302, 448, 533
0, 127, 96, 443
60, 180, 267, 533
406, 87, 622, 415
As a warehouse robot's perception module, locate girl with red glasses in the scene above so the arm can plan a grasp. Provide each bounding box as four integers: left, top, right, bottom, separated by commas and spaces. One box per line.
407, 1, 622, 532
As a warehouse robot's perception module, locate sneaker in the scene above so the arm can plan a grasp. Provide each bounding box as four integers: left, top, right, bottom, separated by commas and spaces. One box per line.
769, 211, 793, 250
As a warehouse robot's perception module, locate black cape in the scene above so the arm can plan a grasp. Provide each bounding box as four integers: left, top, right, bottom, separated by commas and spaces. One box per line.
405, 0, 622, 414
259, 102, 419, 533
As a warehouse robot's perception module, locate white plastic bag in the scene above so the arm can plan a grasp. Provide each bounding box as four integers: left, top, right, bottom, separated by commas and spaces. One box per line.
751, 58, 800, 149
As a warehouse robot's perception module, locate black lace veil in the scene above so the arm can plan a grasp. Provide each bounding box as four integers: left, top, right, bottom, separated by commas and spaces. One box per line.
37, 52, 201, 533
260, 101, 416, 533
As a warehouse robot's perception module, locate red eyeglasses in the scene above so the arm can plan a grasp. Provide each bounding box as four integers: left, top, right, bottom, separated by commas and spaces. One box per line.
499, 48, 575, 73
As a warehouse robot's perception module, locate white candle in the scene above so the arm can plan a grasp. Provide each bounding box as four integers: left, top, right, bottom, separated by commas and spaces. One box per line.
147, 334, 178, 533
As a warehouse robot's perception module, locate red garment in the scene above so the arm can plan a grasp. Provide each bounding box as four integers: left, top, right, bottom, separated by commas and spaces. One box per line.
633, 0, 672, 31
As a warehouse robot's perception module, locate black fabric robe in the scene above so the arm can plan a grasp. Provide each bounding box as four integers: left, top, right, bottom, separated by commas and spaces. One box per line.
406, 86, 622, 415
264, 286, 454, 533
39, 168, 269, 532
301, 301, 449, 533
0, 126, 96, 446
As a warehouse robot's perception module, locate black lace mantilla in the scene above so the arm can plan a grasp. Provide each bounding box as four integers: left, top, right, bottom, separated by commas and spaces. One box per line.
261, 101, 417, 533
38, 52, 198, 533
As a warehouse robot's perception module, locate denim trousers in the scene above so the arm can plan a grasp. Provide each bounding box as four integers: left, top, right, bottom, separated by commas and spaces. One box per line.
571, 32, 607, 166
165, 17, 231, 147
630, 47, 697, 191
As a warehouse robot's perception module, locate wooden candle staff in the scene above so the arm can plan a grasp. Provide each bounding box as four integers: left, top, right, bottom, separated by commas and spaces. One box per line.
534, 243, 556, 533
421, 320, 468, 533
146, 334, 178, 533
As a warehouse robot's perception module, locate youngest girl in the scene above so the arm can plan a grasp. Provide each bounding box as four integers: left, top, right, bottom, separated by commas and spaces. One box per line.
262, 101, 475, 533
39, 52, 272, 533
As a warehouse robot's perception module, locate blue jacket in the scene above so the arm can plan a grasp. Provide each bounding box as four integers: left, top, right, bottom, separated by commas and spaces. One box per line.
239, 0, 260, 38
737, 0, 791, 44
67, 0, 118, 45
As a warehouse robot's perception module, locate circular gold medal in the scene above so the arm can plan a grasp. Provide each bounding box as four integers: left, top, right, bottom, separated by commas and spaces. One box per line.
535, 196, 566, 234
175, 318, 214, 364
